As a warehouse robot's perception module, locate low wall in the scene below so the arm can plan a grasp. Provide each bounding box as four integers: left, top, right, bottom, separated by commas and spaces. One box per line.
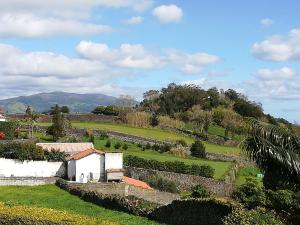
0, 158, 66, 178
66, 181, 179, 205
0, 177, 58, 186
125, 166, 234, 196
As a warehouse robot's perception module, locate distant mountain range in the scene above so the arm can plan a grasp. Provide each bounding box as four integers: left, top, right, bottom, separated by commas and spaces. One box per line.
0, 92, 127, 113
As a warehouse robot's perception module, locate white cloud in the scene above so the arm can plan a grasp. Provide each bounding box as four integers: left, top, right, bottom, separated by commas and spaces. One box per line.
256, 67, 296, 80
124, 16, 143, 25
77, 41, 219, 71
0, 13, 113, 38
152, 4, 183, 24
260, 18, 274, 28
252, 28, 300, 61
180, 64, 202, 74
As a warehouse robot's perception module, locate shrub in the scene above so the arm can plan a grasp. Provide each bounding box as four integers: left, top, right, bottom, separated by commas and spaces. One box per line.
124, 155, 215, 178
151, 144, 160, 151
114, 142, 121, 149
158, 116, 185, 129
266, 189, 295, 212
145, 143, 151, 149
105, 140, 111, 148
176, 139, 187, 147
150, 114, 159, 127
137, 143, 142, 148
0, 121, 18, 140
122, 143, 128, 150
0, 141, 44, 161
169, 146, 188, 158
126, 112, 151, 128
0, 202, 117, 225
223, 206, 284, 225
190, 140, 206, 158
146, 176, 179, 193
99, 131, 109, 140
150, 199, 234, 225
44, 149, 69, 162
232, 178, 266, 209
191, 185, 211, 198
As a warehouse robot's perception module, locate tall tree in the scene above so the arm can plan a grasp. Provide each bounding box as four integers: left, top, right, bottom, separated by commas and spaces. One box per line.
25, 106, 40, 138
242, 119, 300, 190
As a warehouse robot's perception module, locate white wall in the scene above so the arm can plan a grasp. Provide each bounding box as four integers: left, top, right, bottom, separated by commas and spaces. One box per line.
75, 153, 104, 183
0, 158, 65, 177
105, 153, 123, 171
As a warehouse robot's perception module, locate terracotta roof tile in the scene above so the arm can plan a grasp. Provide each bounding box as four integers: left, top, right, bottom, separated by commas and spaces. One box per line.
123, 176, 153, 190
65, 148, 104, 161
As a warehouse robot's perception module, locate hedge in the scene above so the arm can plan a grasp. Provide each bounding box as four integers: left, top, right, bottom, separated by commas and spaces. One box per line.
56, 179, 157, 216
0, 202, 118, 225
149, 199, 234, 225
124, 155, 215, 178
0, 121, 18, 140
0, 141, 69, 161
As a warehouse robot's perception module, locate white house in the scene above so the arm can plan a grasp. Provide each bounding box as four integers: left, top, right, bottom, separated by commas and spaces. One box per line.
65, 149, 124, 183
0, 114, 6, 122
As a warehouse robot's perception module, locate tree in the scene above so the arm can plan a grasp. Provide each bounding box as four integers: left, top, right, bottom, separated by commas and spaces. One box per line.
241, 119, 300, 190
92, 106, 106, 114
47, 104, 71, 141
61, 106, 70, 114
190, 140, 206, 158
188, 105, 212, 134
25, 106, 40, 138
117, 95, 136, 107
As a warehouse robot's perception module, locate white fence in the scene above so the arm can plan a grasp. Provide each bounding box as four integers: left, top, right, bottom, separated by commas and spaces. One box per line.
0, 158, 66, 177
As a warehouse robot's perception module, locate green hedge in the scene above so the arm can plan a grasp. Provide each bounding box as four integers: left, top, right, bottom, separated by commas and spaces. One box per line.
124, 155, 215, 178
0, 121, 18, 140
0, 141, 68, 161
149, 199, 233, 225
0, 202, 117, 225
56, 179, 157, 216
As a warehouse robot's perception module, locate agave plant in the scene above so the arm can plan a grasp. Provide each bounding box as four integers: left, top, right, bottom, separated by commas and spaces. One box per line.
241, 119, 300, 189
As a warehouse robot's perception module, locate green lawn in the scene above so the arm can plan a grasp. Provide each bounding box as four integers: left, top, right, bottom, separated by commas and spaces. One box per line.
37, 121, 240, 155
235, 166, 263, 186
89, 137, 233, 179
0, 185, 162, 225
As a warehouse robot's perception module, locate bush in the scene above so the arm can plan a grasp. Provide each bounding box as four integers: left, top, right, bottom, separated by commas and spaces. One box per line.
176, 139, 187, 147
149, 199, 234, 225
232, 178, 266, 209
223, 206, 284, 225
44, 149, 69, 162
146, 176, 179, 193
190, 140, 206, 158
122, 143, 128, 150
145, 143, 151, 149
114, 142, 121, 149
126, 112, 151, 128
124, 155, 215, 178
158, 116, 185, 129
105, 140, 111, 148
266, 189, 295, 212
0, 121, 18, 140
191, 185, 211, 198
0, 202, 117, 225
99, 131, 109, 140
0, 141, 44, 161
150, 114, 159, 127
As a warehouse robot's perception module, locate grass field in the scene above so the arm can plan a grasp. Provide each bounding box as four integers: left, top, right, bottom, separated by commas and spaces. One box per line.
86, 137, 233, 179
0, 185, 162, 225
235, 166, 263, 186
37, 121, 240, 155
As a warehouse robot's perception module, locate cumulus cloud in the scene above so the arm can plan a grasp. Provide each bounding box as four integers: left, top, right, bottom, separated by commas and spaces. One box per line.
252, 28, 300, 61
152, 4, 183, 24
124, 16, 143, 25
242, 67, 300, 101
260, 18, 274, 28
0, 13, 113, 38
77, 41, 219, 71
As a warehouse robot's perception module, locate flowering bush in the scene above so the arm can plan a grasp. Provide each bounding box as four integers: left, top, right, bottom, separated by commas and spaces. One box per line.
0, 131, 5, 139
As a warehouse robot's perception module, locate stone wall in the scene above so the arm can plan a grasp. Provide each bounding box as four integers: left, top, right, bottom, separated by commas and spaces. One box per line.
125, 166, 234, 196
66, 181, 179, 205
0, 177, 58, 186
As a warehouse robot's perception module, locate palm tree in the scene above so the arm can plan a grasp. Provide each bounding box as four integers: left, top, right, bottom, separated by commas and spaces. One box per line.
241, 119, 300, 189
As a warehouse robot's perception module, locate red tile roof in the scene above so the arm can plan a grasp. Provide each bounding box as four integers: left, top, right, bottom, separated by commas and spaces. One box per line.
65, 148, 104, 161
37, 143, 94, 154
123, 176, 153, 190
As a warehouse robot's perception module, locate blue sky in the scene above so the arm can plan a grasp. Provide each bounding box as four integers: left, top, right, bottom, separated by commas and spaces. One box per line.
0, 0, 299, 122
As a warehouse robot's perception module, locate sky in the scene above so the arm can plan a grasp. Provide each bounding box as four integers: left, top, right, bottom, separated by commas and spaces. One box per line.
0, 0, 299, 122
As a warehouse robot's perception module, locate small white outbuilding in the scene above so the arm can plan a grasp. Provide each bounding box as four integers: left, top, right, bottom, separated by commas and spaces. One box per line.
66, 149, 123, 183
0, 114, 6, 122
